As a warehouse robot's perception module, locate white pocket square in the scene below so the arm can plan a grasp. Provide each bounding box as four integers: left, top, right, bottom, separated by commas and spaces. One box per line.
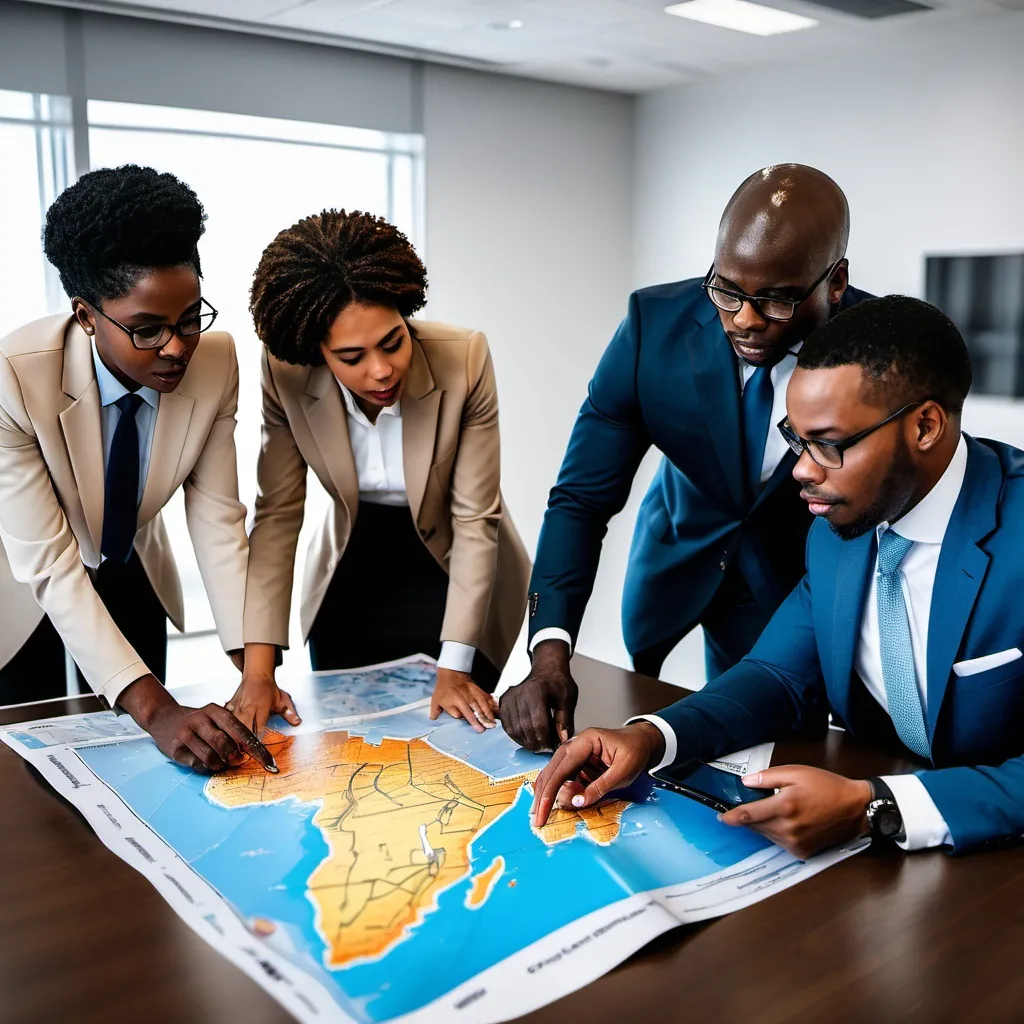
953, 648, 1023, 677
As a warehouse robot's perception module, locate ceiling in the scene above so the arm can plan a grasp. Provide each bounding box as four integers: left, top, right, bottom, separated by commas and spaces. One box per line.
25, 0, 1017, 93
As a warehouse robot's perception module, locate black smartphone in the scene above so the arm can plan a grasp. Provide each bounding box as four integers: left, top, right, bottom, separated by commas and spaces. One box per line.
650, 759, 773, 814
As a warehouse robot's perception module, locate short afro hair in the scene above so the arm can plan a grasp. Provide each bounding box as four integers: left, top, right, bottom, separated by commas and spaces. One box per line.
249, 209, 427, 366
43, 164, 205, 306
798, 294, 973, 414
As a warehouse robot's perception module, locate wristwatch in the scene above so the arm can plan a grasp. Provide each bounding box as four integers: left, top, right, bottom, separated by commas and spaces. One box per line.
865, 777, 905, 843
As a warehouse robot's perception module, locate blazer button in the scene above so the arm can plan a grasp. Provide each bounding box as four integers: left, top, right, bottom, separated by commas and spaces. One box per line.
719, 561, 727, 570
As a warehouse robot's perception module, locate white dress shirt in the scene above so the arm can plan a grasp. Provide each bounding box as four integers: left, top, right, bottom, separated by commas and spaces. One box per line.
529, 346, 801, 656
634, 435, 969, 852
337, 382, 475, 674
91, 342, 159, 510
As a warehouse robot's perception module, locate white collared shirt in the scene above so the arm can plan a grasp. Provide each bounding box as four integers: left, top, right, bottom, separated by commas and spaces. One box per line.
530, 345, 802, 656
90, 341, 159, 507
635, 435, 970, 852
336, 380, 475, 674
338, 381, 407, 507
855, 433, 969, 850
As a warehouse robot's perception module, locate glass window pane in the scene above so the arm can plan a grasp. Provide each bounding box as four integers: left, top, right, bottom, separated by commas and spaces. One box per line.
0, 95, 74, 340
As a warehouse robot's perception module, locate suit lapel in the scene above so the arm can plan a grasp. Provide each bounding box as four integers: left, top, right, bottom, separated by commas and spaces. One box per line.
685, 310, 745, 512
58, 322, 105, 557
924, 438, 999, 743
138, 388, 194, 526
302, 365, 359, 516
829, 529, 876, 726
401, 339, 440, 529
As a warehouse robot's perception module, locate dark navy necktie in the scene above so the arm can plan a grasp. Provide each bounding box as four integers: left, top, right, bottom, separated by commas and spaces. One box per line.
101, 393, 144, 564
742, 365, 774, 496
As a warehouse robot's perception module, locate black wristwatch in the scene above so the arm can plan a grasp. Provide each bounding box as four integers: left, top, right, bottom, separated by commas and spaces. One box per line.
865, 777, 905, 843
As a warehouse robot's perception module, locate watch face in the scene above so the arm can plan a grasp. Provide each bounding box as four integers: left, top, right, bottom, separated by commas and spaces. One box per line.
876, 806, 902, 838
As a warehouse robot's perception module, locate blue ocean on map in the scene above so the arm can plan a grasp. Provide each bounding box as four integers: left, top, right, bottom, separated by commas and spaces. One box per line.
74, 666, 770, 1023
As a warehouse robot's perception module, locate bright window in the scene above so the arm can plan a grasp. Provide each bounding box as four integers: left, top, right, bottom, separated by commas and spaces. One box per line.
0, 90, 75, 339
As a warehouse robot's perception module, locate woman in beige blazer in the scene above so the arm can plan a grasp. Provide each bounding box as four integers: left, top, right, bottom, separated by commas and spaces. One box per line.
0, 165, 266, 770
237, 210, 530, 734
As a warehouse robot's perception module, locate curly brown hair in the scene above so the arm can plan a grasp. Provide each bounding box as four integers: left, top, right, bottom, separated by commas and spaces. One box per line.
250, 209, 427, 366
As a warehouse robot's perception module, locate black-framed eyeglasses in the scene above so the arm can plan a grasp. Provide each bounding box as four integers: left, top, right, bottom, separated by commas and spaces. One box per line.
777, 400, 928, 470
702, 259, 844, 322
93, 297, 218, 351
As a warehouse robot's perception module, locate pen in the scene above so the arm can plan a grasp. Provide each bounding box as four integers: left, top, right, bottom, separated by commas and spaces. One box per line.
244, 711, 279, 774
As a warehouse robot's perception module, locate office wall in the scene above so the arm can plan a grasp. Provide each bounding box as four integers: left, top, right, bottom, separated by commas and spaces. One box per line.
421, 65, 640, 679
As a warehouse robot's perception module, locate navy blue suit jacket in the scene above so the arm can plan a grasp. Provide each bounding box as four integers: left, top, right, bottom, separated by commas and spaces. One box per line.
657, 436, 1024, 852
529, 278, 871, 654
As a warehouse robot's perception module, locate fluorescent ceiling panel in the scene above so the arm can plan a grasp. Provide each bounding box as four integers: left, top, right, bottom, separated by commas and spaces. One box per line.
664, 0, 818, 35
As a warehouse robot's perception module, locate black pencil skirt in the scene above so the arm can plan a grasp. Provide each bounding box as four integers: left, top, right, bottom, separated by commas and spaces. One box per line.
307, 502, 499, 691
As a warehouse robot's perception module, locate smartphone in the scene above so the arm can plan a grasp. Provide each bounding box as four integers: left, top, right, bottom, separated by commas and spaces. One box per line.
650, 759, 773, 814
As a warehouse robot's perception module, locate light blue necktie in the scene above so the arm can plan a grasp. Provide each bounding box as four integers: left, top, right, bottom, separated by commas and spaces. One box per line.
876, 529, 931, 759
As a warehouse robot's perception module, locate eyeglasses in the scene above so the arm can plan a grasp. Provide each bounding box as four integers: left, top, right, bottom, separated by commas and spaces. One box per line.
702, 260, 844, 323
777, 400, 928, 470
93, 297, 218, 350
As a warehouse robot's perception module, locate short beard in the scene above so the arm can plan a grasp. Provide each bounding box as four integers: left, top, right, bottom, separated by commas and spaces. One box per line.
830, 437, 918, 541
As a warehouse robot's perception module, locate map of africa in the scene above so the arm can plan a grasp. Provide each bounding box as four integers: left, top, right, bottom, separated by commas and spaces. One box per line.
2, 658, 862, 1024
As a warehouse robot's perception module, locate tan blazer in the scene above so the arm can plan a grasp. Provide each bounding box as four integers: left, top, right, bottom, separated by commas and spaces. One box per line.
244, 321, 531, 671
0, 314, 249, 705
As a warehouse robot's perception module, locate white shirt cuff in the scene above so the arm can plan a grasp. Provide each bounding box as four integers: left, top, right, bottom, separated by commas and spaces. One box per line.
437, 641, 476, 674
625, 714, 677, 773
529, 627, 573, 654
883, 774, 952, 850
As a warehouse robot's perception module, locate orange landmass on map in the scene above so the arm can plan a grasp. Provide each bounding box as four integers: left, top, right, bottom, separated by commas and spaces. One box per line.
465, 855, 505, 909
206, 730, 626, 966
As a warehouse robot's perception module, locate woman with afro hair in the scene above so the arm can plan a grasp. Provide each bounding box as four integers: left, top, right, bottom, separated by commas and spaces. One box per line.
0, 164, 278, 769
236, 210, 530, 733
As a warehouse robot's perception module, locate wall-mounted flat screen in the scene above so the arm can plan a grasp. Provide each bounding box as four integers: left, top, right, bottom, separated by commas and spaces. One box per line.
926, 253, 1024, 398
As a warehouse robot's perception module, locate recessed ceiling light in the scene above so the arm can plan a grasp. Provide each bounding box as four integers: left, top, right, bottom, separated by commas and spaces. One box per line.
664, 0, 818, 35
488, 18, 525, 30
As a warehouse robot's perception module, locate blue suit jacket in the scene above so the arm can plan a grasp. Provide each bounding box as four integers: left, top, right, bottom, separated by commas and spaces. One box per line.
529, 278, 871, 654
657, 436, 1024, 853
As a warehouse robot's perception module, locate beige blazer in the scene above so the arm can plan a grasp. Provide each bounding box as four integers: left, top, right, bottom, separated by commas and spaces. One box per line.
0, 314, 249, 705
244, 320, 531, 671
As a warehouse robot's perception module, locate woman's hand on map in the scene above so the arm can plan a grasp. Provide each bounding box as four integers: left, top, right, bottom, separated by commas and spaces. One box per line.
228, 674, 301, 740
430, 669, 499, 733
530, 723, 665, 828
718, 765, 872, 859
118, 675, 268, 772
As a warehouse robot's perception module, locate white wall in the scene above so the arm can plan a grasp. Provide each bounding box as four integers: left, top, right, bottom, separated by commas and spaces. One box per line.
421, 65, 647, 680
634, 13, 1024, 300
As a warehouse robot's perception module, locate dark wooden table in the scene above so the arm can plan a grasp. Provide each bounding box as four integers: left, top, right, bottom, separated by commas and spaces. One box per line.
2, 656, 1023, 1023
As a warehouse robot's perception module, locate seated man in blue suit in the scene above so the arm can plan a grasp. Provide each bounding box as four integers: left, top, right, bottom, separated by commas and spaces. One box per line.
532, 295, 1024, 856
502, 164, 872, 751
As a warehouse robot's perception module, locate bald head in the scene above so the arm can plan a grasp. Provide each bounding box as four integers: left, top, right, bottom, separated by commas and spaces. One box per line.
718, 164, 849, 273
708, 165, 852, 369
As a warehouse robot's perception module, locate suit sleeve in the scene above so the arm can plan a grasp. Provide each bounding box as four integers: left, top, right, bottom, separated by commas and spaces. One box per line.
439, 332, 504, 650
0, 352, 148, 705
654, 568, 826, 762
182, 334, 249, 653
915, 741, 1024, 854
242, 349, 308, 648
528, 292, 652, 645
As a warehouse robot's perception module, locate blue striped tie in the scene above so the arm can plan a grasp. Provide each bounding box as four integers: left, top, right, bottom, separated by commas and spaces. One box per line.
876, 529, 930, 759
